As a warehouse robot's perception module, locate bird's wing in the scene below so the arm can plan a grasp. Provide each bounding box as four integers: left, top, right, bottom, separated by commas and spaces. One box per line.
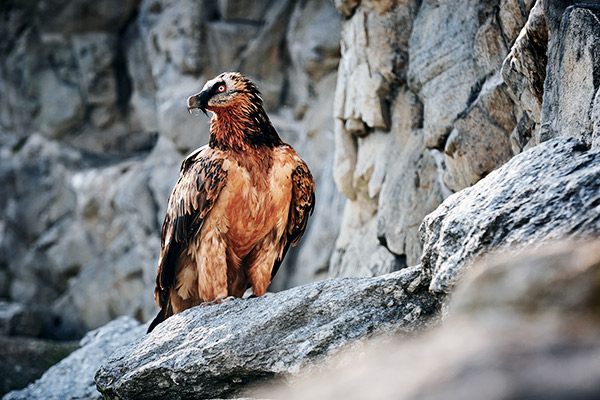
154, 145, 228, 307
271, 159, 315, 279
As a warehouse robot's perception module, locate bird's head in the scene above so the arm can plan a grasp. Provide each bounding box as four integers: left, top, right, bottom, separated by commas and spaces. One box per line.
187, 72, 281, 150
186, 72, 262, 115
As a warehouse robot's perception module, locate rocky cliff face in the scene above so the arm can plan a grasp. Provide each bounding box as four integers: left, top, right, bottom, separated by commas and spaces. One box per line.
329, 0, 600, 278
2, 0, 600, 397
330, 0, 536, 276
0, 0, 343, 337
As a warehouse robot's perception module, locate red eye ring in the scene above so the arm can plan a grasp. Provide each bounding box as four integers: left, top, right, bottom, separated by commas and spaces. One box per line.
217, 85, 226, 93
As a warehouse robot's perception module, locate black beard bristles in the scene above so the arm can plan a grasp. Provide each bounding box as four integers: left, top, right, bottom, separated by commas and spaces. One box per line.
188, 108, 208, 117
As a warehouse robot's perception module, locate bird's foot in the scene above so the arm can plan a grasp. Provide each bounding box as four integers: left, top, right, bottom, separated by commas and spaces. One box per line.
200, 296, 236, 307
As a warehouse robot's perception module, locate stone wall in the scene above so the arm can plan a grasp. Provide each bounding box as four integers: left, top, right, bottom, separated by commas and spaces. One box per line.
330, 0, 519, 275
329, 0, 600, 277
0, 0, 343, 337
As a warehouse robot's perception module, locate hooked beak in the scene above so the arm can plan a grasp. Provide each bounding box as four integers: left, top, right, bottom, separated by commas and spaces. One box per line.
186, 90, 211, 115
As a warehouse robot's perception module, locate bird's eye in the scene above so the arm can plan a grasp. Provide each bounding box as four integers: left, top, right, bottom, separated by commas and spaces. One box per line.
217, 85, 226, 93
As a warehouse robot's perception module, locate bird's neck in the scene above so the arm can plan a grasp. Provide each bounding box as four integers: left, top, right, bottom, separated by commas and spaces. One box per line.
209, 105, 283, 152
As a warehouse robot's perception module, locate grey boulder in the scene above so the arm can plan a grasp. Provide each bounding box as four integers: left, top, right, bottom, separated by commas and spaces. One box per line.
420, 137, 600, 294
94, 267, 440, 400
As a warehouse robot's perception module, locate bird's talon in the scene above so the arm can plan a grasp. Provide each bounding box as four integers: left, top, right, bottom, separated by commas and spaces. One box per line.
200, 296, 236, 307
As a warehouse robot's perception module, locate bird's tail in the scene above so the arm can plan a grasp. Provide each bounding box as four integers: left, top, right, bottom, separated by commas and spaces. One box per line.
147, 302, 172, 334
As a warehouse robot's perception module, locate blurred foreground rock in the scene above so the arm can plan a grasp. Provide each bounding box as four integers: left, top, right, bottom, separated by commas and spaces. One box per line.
270, 240, 600, 400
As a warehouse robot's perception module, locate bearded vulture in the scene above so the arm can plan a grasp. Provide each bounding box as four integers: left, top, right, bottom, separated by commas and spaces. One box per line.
148, 72, 315, 333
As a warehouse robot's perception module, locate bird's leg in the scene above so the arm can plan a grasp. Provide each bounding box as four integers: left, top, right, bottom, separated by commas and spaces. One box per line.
200, 296, 236, 307
197, 228, 228, 301
245, 238, 279, 298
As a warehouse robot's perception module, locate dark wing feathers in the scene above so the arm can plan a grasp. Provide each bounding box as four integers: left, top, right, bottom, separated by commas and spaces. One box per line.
287, 161, 315, 245
155, 148, 228, 306
271, 160, 315, 279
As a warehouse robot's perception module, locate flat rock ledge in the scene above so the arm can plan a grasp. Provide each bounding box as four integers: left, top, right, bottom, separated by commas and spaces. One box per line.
94, 266, 439, 400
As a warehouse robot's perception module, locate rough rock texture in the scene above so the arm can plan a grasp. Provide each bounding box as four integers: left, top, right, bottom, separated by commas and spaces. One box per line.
94, 268, 440, 400
540, 5, 600, 147
420, 137, 600, 294
331, 0, 600, 279
442, 73, 517, 191
501, 0, 547, 152
502, 1, 600, 150
0, 0, 343, 335
4, 317, 145, 400
331, 0, 447, 274
408, 0, 522, 150
330, 0, 537, 276
268, 240, 600, 399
